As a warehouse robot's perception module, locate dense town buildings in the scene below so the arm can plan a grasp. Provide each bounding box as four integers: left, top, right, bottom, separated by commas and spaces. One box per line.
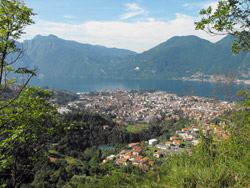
63, 90, 234, 124
57, 90, 235, 171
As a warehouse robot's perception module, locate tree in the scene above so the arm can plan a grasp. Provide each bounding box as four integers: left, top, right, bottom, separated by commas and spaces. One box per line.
0, 0, 36, 108
0, 86, 58, 187
195, 0, 250, 53
0, 2, 61, 187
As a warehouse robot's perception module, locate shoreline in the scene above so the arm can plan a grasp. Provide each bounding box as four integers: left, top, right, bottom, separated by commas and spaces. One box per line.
174, 77, 250, 85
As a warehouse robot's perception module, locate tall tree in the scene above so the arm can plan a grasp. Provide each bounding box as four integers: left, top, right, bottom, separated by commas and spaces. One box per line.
195, 0, 250, 53
0, 1, 60, 187
0, 0, 36, 109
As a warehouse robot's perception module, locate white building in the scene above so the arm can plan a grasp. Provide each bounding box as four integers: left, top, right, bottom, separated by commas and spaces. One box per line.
57, 107, 71, 114
149, 139, 158, 146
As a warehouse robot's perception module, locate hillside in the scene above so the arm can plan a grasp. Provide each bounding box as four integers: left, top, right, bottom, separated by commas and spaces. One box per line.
14, 35, 250, 80
15, 35, 137, 79
114, 35, 250, 79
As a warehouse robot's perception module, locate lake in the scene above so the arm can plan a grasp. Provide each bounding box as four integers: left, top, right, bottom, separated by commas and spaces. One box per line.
99, 146, 115, 150
30, 77, 248, 100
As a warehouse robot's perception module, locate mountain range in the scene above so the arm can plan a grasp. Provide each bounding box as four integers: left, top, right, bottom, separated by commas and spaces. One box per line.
15, 34, 250, 80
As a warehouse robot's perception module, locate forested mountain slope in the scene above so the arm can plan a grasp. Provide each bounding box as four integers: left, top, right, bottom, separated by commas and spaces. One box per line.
15, 35, 250, 80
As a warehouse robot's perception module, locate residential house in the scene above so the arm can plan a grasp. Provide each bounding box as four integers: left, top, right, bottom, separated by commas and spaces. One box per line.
102, 155, 116, 163
128, 155, 137, 162
49, 157, 57, 163
124, 152, 133, 159
132, 155, 143, 165
133, 148, 142, 156
117, 158, 128, 166
103, 125, 109, 130
173, 140, 182, 146
133, 146, 142, 151
166, 141, 173, 147
153, 151, 162, 158
141, 157, 149, 164
149, 139, 158, 146
128, 142, 140, 148
119, 150, 127, 156
149, 161, 155, 167
176, 130, 186, 138
155, 144, 167, 150
182, 128, 190, 133
170, 136, 179, 141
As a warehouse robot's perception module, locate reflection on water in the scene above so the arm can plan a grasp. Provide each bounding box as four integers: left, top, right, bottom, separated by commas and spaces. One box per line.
30, 77, 248, 101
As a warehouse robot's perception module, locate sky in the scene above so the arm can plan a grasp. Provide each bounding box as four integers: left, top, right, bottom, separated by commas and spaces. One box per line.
22, 0, 224, 53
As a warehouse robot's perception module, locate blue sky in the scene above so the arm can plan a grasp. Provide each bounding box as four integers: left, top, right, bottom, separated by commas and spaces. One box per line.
23, 0, 223, 52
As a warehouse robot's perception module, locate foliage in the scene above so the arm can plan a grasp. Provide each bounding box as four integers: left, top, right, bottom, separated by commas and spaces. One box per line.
48, 88, 79, 105
0, 97, 248, 187
1, 0, 250, 187
195, 0, 250, 53
0, 0, 36, 87
126, 123, 151, 133
157, 117, 190, 142
0, 86, 58, 187
82, 106, 250, 187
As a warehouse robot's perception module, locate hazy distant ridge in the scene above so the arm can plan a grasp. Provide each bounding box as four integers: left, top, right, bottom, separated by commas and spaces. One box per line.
18, 35, 137, 78
17, 35, 250, 80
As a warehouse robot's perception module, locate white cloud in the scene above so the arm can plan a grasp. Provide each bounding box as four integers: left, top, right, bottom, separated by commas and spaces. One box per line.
182, 1, 219, 12
182, 3, 193, 9
22, 14, 224, 53
61, 15, 77, 19
121, 3, 147, 20
126, 3, 141, 11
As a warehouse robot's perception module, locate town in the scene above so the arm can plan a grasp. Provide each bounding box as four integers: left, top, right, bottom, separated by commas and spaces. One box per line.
59, 89, 235, 125
56, 90, 235, 171
100, 119, 231, 171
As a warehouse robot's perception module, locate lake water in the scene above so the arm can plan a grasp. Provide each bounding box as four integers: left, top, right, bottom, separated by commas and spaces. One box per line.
30, 77, 248, 100
99, 146, 115, 150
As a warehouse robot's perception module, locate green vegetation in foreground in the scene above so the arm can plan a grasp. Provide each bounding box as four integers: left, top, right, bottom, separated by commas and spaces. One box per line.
1, 88, 249, 188
126, 123, 151, 133
79, 103, 250, 188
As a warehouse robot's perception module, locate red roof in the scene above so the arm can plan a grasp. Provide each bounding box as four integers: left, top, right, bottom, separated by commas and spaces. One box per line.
154, 151, 162, 155
128, 142, 140, 147
170, 136, 179, 140
117, 158, 128, 163
125, 151, 133, 157
149, 161, 155, 165
133, 146, 142, 150
141, 157, 149, 162
174, 140, 182, 144
134, 148, 142, 153
49, 157, 57, 163
119, 150, 127, 155
134, 155, 143, 161
166, 141, 173, 145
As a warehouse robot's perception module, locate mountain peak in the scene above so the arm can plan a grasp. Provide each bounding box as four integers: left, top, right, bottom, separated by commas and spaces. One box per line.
148, 35, 212, 53
216, 35, 235, 46
166, 35, 211, 43
48, 34, 59, 39
33, 34, 59, 40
